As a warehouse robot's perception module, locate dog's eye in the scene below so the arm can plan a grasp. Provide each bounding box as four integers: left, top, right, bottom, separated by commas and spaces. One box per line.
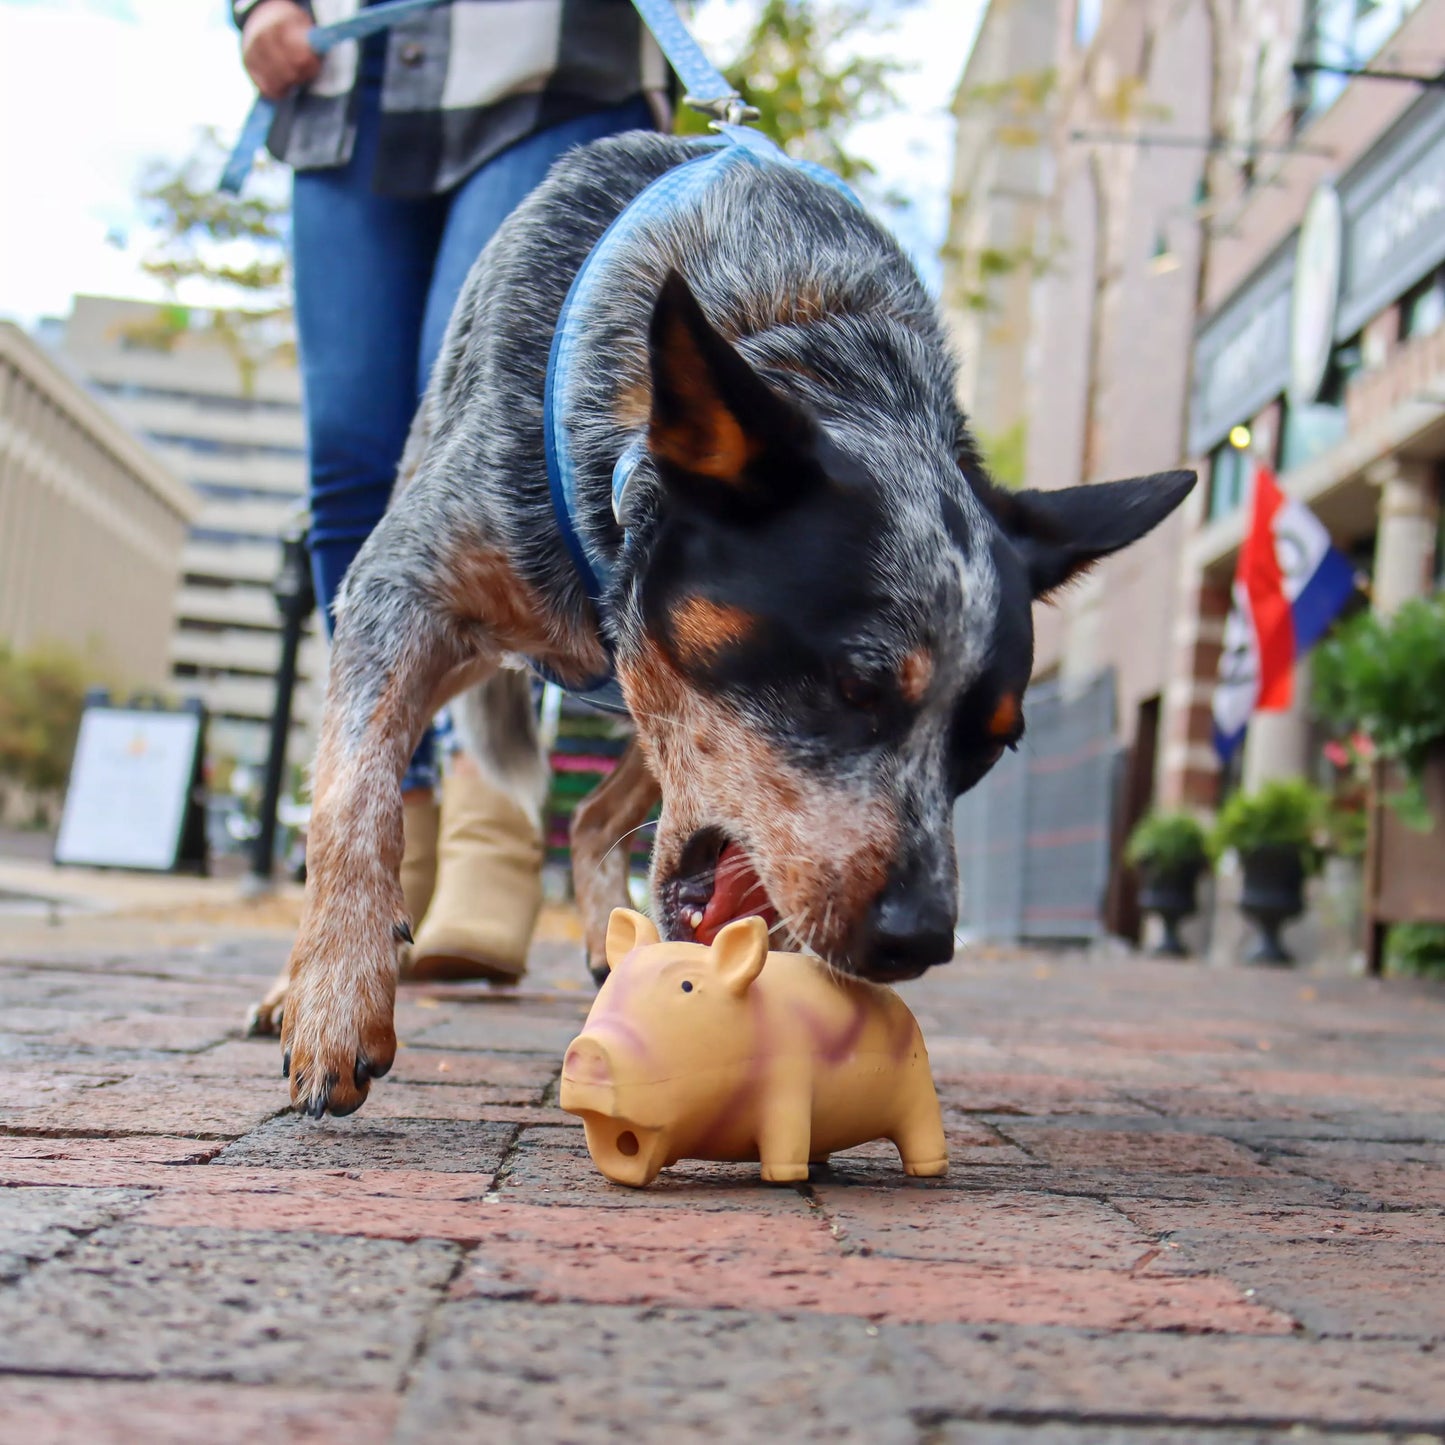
837, 673, 885, 711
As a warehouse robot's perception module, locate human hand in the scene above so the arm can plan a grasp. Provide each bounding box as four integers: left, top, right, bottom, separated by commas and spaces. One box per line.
241, 0, 322, 100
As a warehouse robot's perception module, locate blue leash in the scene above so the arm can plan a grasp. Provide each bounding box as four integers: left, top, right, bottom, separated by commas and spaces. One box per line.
628, 0, 757, 124
220, 0, 755, 194
219, 0, 447, 194
218, 0, 844, 717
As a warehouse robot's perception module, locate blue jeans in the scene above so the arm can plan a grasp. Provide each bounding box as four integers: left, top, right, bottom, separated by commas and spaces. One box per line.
292, 82, 652, 789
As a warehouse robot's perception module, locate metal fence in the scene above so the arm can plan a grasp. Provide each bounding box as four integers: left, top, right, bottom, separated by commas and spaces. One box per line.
954, 670, 1119, 944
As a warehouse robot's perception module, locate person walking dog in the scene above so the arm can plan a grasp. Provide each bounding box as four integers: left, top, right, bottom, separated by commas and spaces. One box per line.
234, 0, 668, 981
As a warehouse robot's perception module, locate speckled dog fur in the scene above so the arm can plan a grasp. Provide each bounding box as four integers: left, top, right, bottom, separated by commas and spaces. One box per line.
261, 132, 1194, 1117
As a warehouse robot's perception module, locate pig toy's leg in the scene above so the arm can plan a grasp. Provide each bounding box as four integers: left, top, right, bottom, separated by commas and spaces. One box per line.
892, 1095, 949, 1178
756, 1076, 813, 1184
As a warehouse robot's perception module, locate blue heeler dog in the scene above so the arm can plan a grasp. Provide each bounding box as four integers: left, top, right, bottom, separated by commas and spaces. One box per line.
251, 132, 1195, 1118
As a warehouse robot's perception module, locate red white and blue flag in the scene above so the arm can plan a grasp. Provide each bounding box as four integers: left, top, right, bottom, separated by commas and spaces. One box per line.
1213, 464, 1356, 759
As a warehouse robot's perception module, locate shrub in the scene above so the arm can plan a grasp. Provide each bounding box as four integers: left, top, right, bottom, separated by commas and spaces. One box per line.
1210, 779, 1327, 874
1385, 923, 1445, 980
0, 643, 92, 796
1314, 596, 1445, 822
1124, 811, 1211, 872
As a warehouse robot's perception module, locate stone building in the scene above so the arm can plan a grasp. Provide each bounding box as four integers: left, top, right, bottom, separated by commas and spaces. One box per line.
0, 319, 196, 688
942, 0, 1442, 945
53, 297, 323, 769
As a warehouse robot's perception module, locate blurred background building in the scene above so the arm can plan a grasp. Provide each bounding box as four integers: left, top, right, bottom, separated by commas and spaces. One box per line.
0, 318, 196, 688
47, 296, 322, 771
943, 0, 1443, 953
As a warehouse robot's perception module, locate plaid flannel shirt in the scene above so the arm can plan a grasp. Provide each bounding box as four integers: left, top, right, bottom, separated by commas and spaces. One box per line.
232, 0, 671, 197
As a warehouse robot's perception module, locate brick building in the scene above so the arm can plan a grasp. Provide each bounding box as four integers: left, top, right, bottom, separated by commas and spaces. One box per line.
942, 0, 1443, 944
1164, 0, 1444, 811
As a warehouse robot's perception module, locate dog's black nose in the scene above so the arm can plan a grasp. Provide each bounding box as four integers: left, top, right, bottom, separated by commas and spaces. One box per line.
861, 877, 957, 980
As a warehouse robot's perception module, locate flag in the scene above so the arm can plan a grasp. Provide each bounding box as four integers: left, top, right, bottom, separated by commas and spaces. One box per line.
1212, 464, 1356, 759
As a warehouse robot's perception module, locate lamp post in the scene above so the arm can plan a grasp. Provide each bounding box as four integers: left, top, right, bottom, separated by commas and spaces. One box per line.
244, 517, 315, 895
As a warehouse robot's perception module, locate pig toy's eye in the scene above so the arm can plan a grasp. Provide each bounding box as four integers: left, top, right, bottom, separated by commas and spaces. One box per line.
681, 980, 694, 993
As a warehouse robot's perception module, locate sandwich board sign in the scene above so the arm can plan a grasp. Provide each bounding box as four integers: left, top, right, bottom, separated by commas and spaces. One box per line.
54, 699, 209, 874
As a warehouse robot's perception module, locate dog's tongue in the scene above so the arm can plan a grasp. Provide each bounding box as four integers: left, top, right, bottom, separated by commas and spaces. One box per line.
695, 842, 776, 945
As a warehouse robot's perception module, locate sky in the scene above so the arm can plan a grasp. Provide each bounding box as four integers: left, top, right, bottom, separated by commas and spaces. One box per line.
0, 0, 984, 330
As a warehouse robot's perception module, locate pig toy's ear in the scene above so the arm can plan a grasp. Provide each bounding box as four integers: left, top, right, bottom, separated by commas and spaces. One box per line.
711, 915, 770, 996
605, 908, 661, 972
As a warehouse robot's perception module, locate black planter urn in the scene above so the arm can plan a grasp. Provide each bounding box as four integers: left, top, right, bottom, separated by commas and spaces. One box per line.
1137, 862, 1203, 958
1239, 844, 1306, 965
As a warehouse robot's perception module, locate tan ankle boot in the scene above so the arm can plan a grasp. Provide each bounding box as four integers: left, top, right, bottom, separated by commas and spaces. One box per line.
400, 793, 441, 930
407, 765, 543, 984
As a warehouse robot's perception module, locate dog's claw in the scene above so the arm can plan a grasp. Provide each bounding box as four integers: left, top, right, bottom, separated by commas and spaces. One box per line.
354, 1056, 371, 1090
305, 1083, 331, 1120
282, 1049, 291, 1080
393, 920, 414, 945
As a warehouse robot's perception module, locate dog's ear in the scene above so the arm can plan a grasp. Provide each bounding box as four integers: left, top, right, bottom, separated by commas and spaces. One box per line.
969, 469, 1196, 599
647, 269, 818, 521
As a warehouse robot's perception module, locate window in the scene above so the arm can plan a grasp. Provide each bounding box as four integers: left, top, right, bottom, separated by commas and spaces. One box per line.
1278, 340, 1358, 471
1075, 0, 1102, 46
1296, 0, 1423, 125
191, 527, 279, 547
147, 433, 306, 461
178, 616, 278, 636
191, 481, 301, 505
95, 381, 301, 416
1435, 472, 1445, 592
1209, 442, 1255, 522
1402, 268, 1445, 339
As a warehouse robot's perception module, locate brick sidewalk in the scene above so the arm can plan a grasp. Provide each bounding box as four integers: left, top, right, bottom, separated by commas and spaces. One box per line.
1, 917, 1443, 1443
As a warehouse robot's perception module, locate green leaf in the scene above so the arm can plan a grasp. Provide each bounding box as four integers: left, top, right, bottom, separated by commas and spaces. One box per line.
1312, 595, 1445, 816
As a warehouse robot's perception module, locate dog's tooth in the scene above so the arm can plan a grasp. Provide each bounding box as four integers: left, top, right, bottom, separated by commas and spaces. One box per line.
687, 908, 703, 929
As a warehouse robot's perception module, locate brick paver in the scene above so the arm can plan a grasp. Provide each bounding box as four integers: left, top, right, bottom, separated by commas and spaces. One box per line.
2, 911, 1444, 1443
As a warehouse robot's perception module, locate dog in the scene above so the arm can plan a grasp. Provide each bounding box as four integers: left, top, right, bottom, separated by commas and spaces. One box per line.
250, 130, 1194, 1117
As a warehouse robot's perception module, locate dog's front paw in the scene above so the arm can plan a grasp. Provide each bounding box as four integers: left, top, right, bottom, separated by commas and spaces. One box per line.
280, 922, 399, 1118
246, 966, 290, 1037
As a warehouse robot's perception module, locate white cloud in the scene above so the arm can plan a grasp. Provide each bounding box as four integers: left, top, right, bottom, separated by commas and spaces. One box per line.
0, 0, 982, 326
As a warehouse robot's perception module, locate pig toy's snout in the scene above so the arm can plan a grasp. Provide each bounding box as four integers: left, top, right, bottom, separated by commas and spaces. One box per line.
563, 1037, 614, 1087
561, 1030, 670, 1187
580, 1118, 667, 1188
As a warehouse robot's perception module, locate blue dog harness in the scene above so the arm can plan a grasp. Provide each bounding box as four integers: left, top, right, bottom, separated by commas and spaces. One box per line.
539, 125, 861, 713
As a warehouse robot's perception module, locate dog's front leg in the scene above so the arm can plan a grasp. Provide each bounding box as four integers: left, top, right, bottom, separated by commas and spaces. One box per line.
570, 737, 661, 982
281, 581, 490, 1118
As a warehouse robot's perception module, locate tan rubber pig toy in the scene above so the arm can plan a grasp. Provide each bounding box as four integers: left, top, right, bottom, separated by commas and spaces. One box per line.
559, 908, 949, 1187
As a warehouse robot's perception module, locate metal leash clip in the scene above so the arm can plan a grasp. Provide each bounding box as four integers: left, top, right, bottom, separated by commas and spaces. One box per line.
684, 93, 762, 128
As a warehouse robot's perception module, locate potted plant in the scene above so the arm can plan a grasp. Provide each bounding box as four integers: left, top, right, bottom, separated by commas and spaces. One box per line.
1384, 923, 1445, 980
1210, 779, 1326, 965
1313, 595, 1445, 827
1124, 811, 1211, 957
